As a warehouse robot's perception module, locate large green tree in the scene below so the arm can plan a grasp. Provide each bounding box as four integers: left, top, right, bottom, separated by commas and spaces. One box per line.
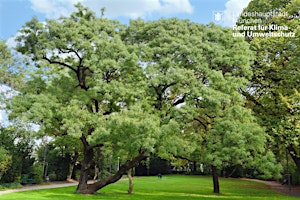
12, 4, 162, 194
239, 0, 300, 173
10, 3, 282, 195
125, 19, 281, 193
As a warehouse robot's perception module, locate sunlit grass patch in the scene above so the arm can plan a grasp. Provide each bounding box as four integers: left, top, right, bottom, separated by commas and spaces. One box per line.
0, 175, 298, 200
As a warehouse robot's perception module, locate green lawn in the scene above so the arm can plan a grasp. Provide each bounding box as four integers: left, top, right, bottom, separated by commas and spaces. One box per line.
0, 175, 298, 200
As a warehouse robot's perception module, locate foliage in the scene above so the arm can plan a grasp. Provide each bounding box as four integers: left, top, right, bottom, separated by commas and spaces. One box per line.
8, 3, 283, 194
205, 106, 281, 179
0, 125, 35, 183
31, 164, 43, 184
36, 140, 79, 181
238, 0, 300, 173
0, 182, 22, 191
0, 41, 28, 89
0, 147, 12, 179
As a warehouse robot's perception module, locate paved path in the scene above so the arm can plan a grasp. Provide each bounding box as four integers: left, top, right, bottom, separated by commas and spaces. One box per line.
243, 178, 300, 198
0, 182, 78, 195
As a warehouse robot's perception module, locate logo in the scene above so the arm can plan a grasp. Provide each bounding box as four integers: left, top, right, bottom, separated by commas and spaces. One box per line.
213, 11, 224, 24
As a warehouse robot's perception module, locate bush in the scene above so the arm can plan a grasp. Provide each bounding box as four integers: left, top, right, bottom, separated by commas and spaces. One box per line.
0, 182, 22, 190
48, 172, 57, 181
55, 170, 67, 181
75, 170, 81, 180
32, 165, 43, 184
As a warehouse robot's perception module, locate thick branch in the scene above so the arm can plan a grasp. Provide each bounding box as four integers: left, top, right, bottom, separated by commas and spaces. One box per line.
193, 117, 208, 130
172, 95, 186, 106
240, 89, 263, 107
59, 48, 82, 65
42, 56, 77, 73
170, 153, 195, 163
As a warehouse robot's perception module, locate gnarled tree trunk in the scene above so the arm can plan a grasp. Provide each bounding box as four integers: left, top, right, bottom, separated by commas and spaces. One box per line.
76, 152, 146, 194
76, 136, 94, 193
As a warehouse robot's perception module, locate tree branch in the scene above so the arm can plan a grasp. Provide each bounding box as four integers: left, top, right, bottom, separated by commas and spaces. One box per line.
42, 55, 77, 73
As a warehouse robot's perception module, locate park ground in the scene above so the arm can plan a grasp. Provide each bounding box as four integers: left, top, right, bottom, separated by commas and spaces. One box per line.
0, 175, 299, 199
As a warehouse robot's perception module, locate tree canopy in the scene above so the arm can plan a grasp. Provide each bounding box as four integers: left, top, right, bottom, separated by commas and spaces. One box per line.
7, 3, 284, 194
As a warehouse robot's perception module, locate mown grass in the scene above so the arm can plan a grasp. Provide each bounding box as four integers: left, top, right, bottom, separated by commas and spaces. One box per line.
0, 175, 298, 200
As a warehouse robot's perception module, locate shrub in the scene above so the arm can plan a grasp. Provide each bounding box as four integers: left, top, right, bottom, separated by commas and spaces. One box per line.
48, 172, 57, 181
32, 165, 43, 184
0, 182, 22, 190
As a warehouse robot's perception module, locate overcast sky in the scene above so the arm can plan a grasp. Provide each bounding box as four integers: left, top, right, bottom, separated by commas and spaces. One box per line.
0, 0, 251, 40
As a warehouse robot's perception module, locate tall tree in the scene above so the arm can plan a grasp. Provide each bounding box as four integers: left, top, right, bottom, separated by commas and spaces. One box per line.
10, 3, 282, 195
238, 0, 300, 172
125, 19, 280, 193
11, 4, 160, 194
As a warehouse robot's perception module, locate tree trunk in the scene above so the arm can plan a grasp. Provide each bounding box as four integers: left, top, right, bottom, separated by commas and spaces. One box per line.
76, 136, 94, 194
127, 168, 134, 194
93, 165, 100, 181
227, 165, 238, 178
193, 161, 197, 172
212, 165, 220, 194
66, 151, 79, 181
67, 163, 75, 180
76, 153, 146, 194
287, 145, 300, 173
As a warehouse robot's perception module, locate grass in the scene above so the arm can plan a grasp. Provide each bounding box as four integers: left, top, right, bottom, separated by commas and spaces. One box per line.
0, 175, 298, 200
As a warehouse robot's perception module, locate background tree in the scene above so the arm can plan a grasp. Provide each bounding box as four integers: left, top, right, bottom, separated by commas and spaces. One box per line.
36, 135, 81, 181
0, 40, 28, 89
0, 124, 35, 184
0, 146, 11, 180
238, 0, 300, 175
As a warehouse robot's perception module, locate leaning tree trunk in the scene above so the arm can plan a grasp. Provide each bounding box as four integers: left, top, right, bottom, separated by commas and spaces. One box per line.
211, 165, 220, 194
127, 168, 134, 194
77, 152, 146, 194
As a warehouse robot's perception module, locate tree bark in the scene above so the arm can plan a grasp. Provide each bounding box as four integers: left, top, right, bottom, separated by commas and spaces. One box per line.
76, 153, 146, 194
67, 163, 75, 180
127, 168, 134, 194
212, 165, 220, 194
76, 136, 94, 193
287, 145, 300, 173
93, 165, 100, 181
